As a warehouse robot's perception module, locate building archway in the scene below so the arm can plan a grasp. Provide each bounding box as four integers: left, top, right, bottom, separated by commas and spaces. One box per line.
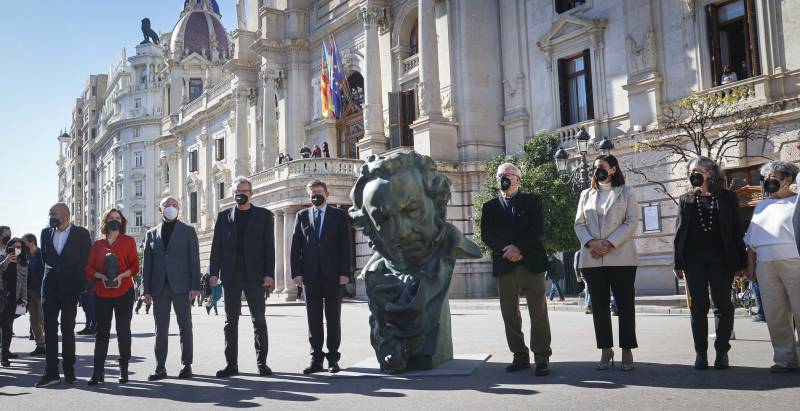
336, 71, 364, 159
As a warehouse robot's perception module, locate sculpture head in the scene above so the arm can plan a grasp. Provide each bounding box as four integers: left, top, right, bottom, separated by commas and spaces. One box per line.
350, 152, 451, 271
141, 18, 151, 30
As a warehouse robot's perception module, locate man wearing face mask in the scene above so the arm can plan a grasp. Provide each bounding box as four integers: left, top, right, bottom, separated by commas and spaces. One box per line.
210, 176, 275, 378
291, 180, 352, 374
481, 163, 552, 377
36, 203, 91, 388
143, 196, 201, 381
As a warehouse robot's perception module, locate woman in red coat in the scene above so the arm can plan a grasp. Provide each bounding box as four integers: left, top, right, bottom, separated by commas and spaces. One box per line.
85, 208, 139, 385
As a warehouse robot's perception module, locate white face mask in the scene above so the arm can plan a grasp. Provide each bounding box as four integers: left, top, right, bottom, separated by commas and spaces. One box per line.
14, 248, 22, 256
163, 206, 179, 221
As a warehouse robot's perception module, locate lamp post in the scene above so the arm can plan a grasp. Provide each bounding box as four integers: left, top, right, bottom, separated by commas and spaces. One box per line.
554, 128, 613, 193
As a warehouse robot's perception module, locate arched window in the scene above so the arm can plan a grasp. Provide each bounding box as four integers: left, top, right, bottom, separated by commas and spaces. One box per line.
410, 23, 418, 55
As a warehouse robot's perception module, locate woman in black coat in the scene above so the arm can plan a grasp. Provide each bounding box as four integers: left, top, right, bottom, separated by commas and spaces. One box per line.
1, 238, 29, 367
673, 156, 747, 370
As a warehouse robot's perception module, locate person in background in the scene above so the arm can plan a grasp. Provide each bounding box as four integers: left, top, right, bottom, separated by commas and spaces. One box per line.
575, 250, 591, 315
751, 280, 765, 322
85, 208, 139, 386
743, 161, 800, 373
134, 274, 150, 315
546, 256, 565, 302
23, 233, 46, 356
1, 237, 28, 367
673, 156, 746, 370
76, 282, 96, 336
574, 155, 640, 372
721, 65, 738, 85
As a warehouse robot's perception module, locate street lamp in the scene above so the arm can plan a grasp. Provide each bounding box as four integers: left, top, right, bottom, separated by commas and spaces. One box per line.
554, 147, 569, 173
575, 128, 591, 155
598, 137, 614, 156
553, 128, 612, 193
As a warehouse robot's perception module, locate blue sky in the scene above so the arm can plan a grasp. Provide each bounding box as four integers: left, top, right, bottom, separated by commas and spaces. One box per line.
0, 1, 235, 240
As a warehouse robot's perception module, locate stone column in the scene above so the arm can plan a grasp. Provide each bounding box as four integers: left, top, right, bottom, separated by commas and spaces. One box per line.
260, 68, 279, 168
282, 208, 298, 301
356, 4, 388, 160
273, 209, 285, 295
232, 88, 251, 176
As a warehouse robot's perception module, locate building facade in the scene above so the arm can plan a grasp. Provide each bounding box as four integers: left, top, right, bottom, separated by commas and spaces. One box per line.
59, 0, 800, 298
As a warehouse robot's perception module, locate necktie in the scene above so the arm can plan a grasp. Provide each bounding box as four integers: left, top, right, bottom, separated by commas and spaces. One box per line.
314, 209, 322, 240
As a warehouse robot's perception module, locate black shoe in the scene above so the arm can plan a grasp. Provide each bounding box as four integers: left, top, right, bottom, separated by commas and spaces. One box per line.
216, 365, 239, 378
29, 334, 35, 340
329, 361, 341, 373
206, 306, 212, 315
87, 373, 104, 386
505, 359, 531, 372
0, 358, 9, 367
35, 374, 61, 388
258, 364, 273, 377
29, 346, 46, 356
694, 353, 709, 370
148, 367, 168, 381
178, 365, 193, 379
64, 371, 76, 384
4, 352, 18, 359
119, 363, 129, 384
76, 327, 90, 335
770, 364, 799, 373
714, 353, 729, 370
303, 361, 325, 375
535, 362, 550, 376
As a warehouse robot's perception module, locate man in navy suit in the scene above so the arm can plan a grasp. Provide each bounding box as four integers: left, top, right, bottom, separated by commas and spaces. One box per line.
209, 176, 275, 378
36, 203, 91, 388
291, 180, 352, 374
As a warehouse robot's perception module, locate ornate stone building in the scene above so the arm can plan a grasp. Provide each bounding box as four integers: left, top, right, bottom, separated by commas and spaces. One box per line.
59, 0, 800, 297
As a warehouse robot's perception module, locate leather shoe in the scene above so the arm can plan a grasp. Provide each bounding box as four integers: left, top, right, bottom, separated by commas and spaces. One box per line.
329, 361, 341, 373
64, 371, 76, 384
694, 353, 709, 370
87, 373, 104, 386
714, 353, 729, 370
29, 346, 46, 357
258, 364, 273, 377
0, 358, 9, 367
303, 361, 325, 375
505, 359, 531, 372
534, 362, 550, 376
148, 368, 168, 381
178, 365, 193, 379
35, 374, 61, 388
216, 365, 239, 378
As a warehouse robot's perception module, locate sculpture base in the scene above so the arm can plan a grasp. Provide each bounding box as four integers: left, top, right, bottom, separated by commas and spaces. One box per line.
331, 354, 491, 378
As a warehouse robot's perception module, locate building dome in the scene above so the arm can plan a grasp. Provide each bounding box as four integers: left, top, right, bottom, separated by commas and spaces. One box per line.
170, 0, 230, 62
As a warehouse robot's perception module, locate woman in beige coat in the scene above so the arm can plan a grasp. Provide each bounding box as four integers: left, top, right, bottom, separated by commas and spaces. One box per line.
574, 155, 640, 371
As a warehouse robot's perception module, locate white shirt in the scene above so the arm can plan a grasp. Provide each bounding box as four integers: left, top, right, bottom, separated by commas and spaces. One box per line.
596, 183, 613, 229
53, 224, 73, 255
745, 195, 799, 262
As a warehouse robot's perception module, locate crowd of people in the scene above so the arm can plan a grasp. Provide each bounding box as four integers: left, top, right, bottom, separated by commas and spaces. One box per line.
0, 155, 798, 390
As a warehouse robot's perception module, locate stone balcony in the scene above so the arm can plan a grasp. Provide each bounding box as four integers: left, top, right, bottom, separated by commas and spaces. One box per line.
178, 76, 234, 126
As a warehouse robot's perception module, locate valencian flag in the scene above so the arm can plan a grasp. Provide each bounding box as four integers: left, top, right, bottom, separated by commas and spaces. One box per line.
320, 39, 332, 118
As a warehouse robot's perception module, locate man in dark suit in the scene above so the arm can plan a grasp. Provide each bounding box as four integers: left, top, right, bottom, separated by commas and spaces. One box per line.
291, 180, 352, 374
143, 196, 201, 381
480, 163, 552, 377
210, 176, 275, 378
36, 203, 92, 387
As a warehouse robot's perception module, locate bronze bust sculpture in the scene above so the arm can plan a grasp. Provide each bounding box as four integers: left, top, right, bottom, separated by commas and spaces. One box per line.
349, 152, 482, 374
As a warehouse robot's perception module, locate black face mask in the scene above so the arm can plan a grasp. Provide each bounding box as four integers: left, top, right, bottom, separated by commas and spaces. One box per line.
310, 194, 325, 207
689, 172, 705, 188
49, 217, 61, 229
106, 220, 121, 232
500, 176, 512, 191
594, 168, 609, 183
234, 193, 249, 205
1, 237, 9, 247
763, 178, 781, 194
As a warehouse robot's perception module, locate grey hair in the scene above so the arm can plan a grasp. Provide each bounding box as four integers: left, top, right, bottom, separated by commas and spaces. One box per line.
51, 202, 71, 216
687, 156, 726, 193
231, 175, 253, 191
159, 196, 180, 208
496, 162, 522, 178
760, 161, 799, 183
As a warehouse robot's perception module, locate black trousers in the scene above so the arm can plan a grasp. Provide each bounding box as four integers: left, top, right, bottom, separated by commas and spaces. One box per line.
223, 283, 268, 367
684, 255, 735, 354
1, 299, 16, 357
93, 289, 135, 373
304, 281, 343, 363
582, 266, 638, 349
43, 292, 79, 375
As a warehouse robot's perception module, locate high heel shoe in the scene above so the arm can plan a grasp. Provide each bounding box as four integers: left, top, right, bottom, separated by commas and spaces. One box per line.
597, 349, 615, 370
621, 349, 634, 371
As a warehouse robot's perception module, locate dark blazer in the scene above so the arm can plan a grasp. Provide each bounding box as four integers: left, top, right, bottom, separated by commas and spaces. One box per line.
673, 190, 747, 273
290, 206, 352, 284
209, 205, 275, 286
39, 225, 92, 298
143, 219, 202, 297
480, 192, 549, 276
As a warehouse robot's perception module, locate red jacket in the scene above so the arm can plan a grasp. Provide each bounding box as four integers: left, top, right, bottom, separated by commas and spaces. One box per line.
85, 235, 140, 298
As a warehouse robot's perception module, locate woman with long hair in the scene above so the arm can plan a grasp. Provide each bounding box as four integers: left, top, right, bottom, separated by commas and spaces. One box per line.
574, 154, 640, 371
1, 237, 28, 367
85, 208, 139, 385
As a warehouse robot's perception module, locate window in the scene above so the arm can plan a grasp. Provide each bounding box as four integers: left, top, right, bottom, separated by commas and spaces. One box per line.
116, 183, 123, 200
558, 50, 594, 126
91, 128, 97, 139
134, 211, 143, 227
555, 0, 586, 13
215, 138, 225, 161
134, 151, 143, 168
133, 127, 141, 138
388, 90, 417, 149
134, 181, 143, 197
140, 67, 148, 84
189, 79, 203, 101
218, 182, 225, 200
135, 98, 142, 109
189, 192, 198, 223
189, 149, 199, 172
707, 0, 760, 86
409, 23, 418, 55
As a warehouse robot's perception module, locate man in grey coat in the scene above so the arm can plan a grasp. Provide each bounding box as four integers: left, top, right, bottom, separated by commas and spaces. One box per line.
143, 196, 201, 380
